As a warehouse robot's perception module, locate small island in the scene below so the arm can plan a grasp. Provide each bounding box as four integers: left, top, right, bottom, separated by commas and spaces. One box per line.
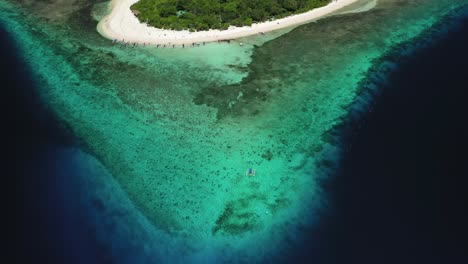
131, 0, 331, 31
97, 0, 359, 45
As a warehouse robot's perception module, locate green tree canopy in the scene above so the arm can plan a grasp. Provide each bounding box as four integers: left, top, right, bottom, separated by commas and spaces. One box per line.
131, 0, 331, 31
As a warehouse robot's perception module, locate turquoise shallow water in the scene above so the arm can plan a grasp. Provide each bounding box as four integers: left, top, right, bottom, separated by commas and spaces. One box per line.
2, 0, 467, 262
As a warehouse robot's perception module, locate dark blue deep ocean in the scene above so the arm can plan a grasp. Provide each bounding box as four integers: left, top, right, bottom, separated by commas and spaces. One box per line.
1, 26, 100, 263
3, 10, 468, 264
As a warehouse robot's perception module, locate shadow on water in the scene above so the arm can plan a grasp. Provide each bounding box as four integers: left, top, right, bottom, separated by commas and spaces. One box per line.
283, 9, 468, 264
1, 24, 102, 264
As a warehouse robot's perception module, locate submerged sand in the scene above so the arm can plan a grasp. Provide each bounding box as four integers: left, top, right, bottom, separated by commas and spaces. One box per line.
97, 0, 362, 45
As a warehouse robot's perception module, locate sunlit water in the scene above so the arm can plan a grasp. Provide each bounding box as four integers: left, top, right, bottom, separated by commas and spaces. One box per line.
2, 0, 467, 262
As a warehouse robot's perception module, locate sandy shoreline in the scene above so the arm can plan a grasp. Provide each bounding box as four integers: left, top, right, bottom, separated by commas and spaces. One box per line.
97, 0, 361, 45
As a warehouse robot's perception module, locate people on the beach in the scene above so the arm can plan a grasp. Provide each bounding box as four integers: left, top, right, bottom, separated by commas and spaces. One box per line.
100, 0, 360, 48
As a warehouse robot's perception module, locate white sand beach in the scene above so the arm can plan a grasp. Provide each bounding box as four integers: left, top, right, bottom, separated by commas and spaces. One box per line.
97, 0, 361, 45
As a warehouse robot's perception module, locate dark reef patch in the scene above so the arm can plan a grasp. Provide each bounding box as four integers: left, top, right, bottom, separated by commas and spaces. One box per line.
212, 201, 261, 235
191, 4, 396, 119
212, 191, 291, 235
261, 149, 274, 161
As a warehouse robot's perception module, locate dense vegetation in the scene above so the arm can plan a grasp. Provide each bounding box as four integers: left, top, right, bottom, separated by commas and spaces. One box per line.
131, 0, 331, 31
